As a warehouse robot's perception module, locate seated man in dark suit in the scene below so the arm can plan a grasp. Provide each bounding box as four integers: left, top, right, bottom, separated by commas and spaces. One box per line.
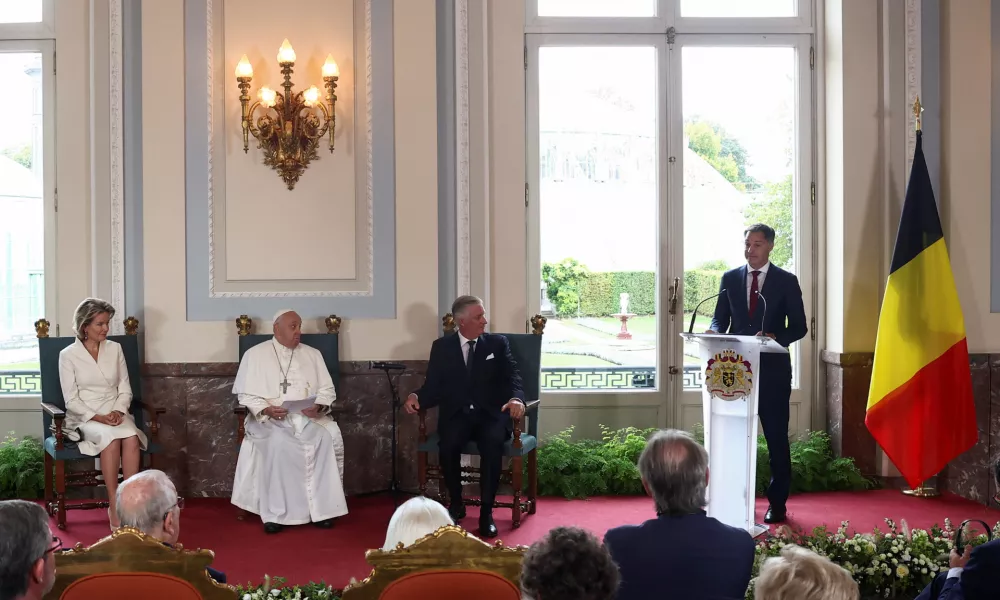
603, 429, 755, 600
916, 459, 1000, 600
404, 295, 525, 538
116, 470, 226, 584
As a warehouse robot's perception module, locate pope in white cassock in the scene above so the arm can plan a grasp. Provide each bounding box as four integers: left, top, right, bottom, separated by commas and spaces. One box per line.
231, 309, 348, 534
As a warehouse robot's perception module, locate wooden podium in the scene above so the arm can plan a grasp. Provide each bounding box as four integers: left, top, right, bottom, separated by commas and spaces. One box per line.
680, 333, 788, 538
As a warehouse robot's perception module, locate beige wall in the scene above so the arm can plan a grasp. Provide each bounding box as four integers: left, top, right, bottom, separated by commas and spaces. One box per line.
141, 0, 439, 363
941, 0, 996, 353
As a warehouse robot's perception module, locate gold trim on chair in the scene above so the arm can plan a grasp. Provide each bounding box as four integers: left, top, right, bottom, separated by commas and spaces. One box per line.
45, 528, 237, 600
443, 313, 456, 334
35, 318, 50, 338
123, 317, 140, 336
529, 314, 547, 335
236, 315, 253, 336
325, 315, 342, 334
341, 525, 526, 600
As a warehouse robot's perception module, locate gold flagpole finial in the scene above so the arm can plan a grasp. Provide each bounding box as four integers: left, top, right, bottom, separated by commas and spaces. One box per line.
913, 96, 923, 132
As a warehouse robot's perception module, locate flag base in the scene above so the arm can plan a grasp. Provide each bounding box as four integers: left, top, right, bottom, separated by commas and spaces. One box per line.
902, 484, 940, 498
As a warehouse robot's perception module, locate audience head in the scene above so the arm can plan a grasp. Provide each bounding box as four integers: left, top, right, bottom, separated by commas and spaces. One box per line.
637, 429, 708, 516
115, 470, 182, 544
755, 544, 859, 600
72, 298, 115, 343
520, 526, 619, 600
0, 500, 58, 600
382, 496, 453, 550
452, 295, 487, 339
272, 309, 302, 348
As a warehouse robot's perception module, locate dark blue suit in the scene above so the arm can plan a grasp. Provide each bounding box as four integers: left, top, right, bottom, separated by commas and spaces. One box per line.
415, 332, 524, 510
710, 264, 807, 510
916, 540, 1000, 600
604, 511, 756, 600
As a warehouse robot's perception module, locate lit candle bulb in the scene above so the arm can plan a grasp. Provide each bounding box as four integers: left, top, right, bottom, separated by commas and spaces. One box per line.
277, 39, 296, 64
235, 55, 253, 78
322, 54, 339, 78
258, 86, 277, 108
303, 86, 320, 107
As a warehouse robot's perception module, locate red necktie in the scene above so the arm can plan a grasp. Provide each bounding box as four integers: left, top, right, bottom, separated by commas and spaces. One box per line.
749, 270, 761, 317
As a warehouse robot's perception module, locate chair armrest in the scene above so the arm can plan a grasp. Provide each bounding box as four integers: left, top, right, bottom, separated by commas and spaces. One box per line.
234, 406, 248, 416
525, 399, 540, 412
326, 405, 347, 415
137, 400, 166, 415
41, 403, 66, 418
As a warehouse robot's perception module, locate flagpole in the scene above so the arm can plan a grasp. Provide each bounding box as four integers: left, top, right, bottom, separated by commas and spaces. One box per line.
901, 96, 941, 499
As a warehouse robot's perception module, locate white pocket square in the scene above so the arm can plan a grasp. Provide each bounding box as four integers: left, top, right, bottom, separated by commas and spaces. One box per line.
486, 353, 495, 360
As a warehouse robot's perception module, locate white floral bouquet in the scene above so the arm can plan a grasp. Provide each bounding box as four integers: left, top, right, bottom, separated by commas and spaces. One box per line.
235, 575, 340, 600
746, 518, 1000, 599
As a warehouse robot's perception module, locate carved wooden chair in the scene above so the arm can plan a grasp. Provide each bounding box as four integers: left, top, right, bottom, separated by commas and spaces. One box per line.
340, 524, 527, 600
416, 314, 546, 528
36, 318, 165, 530
232, 314, 347, 519
44, 528, 236, 600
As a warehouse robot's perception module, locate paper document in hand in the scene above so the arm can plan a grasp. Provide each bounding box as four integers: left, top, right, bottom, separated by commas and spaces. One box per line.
281, 396, 319, 413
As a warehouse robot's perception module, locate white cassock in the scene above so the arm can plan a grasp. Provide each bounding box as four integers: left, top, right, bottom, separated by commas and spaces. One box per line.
230, 338, 348, 525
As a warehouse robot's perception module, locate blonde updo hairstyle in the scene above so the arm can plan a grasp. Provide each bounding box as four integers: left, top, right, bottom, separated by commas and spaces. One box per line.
73, 298, 116, 341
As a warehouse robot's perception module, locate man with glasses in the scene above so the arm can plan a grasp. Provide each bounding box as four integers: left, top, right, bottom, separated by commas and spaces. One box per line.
916, 459, 1000, 599
116, 469, 225, 584
0, 500, 58, 600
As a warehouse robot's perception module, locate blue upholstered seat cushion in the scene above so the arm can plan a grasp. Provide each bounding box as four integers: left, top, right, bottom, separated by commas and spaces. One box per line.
44, 436, 162, 460
417, 433, 537, 457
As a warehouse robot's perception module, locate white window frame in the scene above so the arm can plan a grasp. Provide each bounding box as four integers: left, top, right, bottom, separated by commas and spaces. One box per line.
526, 0, 813, 35
666, 33, 814, 431
0, 0, 54, 40
0, 39, 58, 403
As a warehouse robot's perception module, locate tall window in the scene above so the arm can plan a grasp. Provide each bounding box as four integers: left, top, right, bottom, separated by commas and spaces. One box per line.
527, 0, 814, 434
0, 0, 53, 397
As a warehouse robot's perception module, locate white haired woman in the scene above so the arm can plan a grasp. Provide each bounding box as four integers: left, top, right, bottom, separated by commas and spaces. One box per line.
58, 298, 146, 529
755, 544, 859, 600
382, 496, 456, 550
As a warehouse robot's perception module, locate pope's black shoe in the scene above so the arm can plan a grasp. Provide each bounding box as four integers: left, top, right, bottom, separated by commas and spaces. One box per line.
478, 513, 498, 538
263, 522, 283, 534
314, 518, 334, 529
764, 506, 787, 524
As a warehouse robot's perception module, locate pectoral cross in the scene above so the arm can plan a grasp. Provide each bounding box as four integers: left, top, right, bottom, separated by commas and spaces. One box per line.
280, 379, 290, 394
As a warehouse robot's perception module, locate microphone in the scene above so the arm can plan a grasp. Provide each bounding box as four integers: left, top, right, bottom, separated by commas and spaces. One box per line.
754, 291, 768, 337
689, 289, 726, 334
369, 361, 406, 371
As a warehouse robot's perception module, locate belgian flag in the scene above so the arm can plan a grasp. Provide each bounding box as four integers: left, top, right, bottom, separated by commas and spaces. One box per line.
865, 130, 977, 489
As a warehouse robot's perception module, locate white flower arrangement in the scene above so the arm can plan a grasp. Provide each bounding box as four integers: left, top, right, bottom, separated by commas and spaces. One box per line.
746, 518, 1000, 599
235, 575, 338, 600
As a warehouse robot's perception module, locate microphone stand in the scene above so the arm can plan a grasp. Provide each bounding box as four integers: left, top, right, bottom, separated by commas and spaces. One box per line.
358, 365, 409, 508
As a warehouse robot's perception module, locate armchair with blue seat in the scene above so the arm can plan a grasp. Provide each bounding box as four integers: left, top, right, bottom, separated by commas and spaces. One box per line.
35, 317, 165, 530
416, 314, 546, 529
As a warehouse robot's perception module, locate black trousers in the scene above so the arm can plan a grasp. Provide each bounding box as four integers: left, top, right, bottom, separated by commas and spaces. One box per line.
759, 355, 792, 510
438, 409, 508, 516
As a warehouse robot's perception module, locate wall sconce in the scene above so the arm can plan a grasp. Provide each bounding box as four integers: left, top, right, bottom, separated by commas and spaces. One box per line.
235, 39, 339, 190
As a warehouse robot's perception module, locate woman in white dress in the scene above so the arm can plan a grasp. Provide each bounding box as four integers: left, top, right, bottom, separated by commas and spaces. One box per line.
58, 298, 147, 528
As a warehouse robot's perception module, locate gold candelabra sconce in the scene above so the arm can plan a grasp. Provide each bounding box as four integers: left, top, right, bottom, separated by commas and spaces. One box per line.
235, 39, 339, 190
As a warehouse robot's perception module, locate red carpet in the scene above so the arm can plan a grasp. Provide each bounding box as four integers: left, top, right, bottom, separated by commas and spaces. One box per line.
49, 490, 1000, 588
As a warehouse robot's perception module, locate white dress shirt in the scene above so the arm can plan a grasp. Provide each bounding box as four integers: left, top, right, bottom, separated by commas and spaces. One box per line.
746, 261, 771, 307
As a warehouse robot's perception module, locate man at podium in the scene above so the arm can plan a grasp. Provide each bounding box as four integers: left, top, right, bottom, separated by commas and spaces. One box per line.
705, 223, 807, 523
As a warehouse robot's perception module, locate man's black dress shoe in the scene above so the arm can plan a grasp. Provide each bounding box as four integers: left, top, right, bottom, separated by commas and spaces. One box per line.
764, 506, 786, 524
263, 522, 283, 534
478, 515, 498, 538
449, 503, 466, 522
314, 518, 334, 529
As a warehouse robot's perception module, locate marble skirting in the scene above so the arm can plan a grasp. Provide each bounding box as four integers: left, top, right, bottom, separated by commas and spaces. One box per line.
823, 351, 999, 506
142, 361, 428, 498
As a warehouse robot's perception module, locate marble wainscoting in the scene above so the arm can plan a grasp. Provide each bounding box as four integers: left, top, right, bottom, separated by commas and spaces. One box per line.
823, 350, 999, 505
142, 361, 428, 498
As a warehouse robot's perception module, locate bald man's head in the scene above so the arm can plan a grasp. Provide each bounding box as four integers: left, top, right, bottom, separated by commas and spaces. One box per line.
637, 429, 709, 516
116, 470, 181, 543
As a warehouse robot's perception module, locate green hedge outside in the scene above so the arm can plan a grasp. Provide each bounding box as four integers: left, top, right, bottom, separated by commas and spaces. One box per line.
575, 270, 725, 317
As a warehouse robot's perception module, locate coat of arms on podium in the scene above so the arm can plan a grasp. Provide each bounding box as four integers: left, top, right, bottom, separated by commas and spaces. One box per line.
705, 349, 753, 400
